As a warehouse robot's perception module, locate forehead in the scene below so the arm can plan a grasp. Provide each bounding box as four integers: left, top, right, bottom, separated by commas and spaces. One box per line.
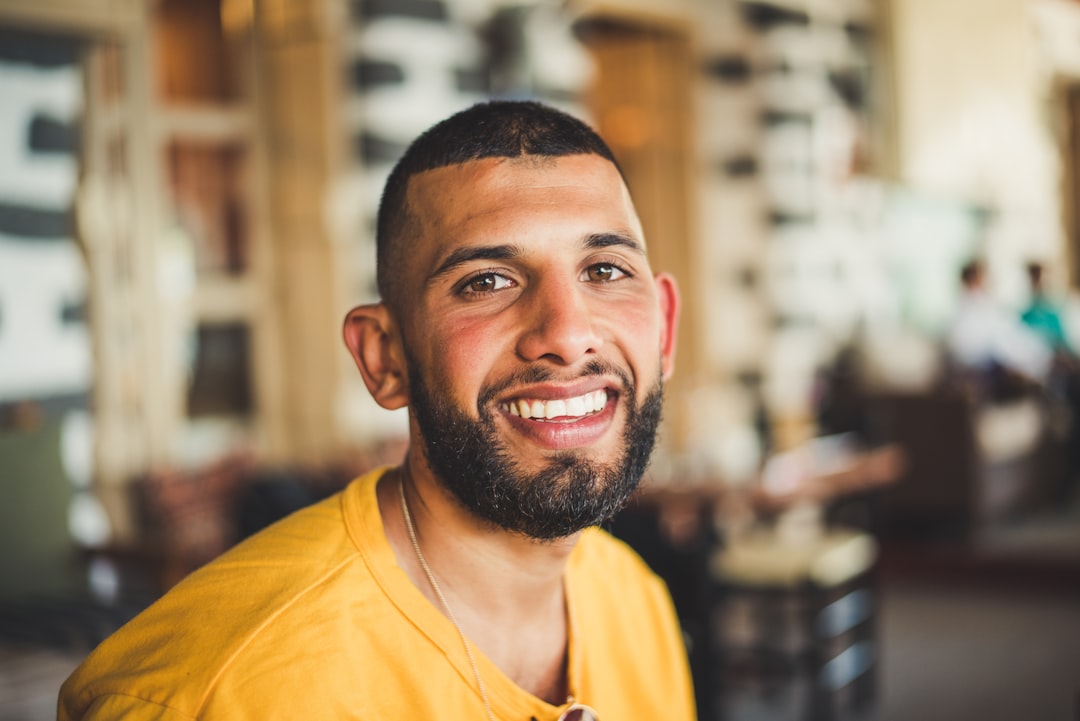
403, 154, 644, 247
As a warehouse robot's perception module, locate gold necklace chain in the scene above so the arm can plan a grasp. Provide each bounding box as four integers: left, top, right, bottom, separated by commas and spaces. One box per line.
399, 480, 497, 721
398, 479, 599, 721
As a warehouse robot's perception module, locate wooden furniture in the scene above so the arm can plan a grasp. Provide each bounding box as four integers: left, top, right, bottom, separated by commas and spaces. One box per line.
619, 442, 900, 721
867, 391, 1059, 541
710, 528, 879, 721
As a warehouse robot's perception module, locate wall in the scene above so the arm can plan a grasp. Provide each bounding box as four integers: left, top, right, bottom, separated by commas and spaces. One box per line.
0, 27, 104, 597
888, 0, 1065, 301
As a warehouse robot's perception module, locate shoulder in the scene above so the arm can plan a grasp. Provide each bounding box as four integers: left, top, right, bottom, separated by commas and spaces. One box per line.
60, 468, 389, 720
58, 692, 198, 721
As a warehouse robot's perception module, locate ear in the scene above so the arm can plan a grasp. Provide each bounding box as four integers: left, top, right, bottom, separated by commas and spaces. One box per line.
342, 303, 410, 410
654, 272, 680, 381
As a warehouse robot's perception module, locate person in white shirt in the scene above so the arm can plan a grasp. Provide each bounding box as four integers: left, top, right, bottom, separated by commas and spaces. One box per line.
945, 259, 1052, 395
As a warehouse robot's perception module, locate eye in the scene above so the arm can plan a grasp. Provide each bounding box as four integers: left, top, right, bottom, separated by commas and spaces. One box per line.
584, 262, 628, 283
461, 271, 514, 295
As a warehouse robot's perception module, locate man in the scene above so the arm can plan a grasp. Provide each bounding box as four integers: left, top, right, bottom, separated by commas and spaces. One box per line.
1021, 261, 1080, 506
59, 101, 693, 721
946, 258, 1051, 396
1021, 261, 1073, 356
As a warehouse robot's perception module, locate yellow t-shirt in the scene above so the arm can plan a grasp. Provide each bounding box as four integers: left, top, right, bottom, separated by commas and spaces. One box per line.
59, 468, 696, 720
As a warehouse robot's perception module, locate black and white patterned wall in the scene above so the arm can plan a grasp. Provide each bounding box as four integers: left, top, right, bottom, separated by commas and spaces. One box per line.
0, 26, 110, 586
0, 28, 89, 414
339, 0, 591, 302
696, 0, 880, 421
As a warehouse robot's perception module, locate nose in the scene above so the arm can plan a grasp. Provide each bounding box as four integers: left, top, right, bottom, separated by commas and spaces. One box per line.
515, 277, 603, 365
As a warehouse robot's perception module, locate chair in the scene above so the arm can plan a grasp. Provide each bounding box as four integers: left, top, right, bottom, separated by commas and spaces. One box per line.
709, 522, 879, 721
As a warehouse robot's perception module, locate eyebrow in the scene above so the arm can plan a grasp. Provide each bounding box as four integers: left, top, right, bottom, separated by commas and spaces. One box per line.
429, 244, 523, 283
427, 232, 646, 284
584, 232, 646, 254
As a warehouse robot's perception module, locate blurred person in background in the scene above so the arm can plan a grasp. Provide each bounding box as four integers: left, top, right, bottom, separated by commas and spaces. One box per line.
1021, 261, 1074, 358
1021, 261, 1080, 507
58, 101, 693, 721
945, 258, 1052, 401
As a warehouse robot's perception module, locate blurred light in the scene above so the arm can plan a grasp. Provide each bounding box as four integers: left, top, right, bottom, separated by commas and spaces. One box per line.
68, 491, 111, 546
221, 0, 254, 34
60, 409, 93, 489
88, 556, 120, 604
602, 105, 651, 150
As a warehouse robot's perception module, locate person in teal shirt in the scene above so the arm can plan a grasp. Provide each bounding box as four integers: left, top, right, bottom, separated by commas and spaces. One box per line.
1022, 261, 1080, 507
1021, 262, 1073, 355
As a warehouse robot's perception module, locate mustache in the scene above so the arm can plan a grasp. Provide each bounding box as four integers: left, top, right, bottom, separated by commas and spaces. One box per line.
477, 359, 634, 408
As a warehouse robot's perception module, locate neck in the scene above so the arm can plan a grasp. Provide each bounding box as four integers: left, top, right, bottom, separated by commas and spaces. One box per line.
381, 457, 579, 606
378, 458, 577, 702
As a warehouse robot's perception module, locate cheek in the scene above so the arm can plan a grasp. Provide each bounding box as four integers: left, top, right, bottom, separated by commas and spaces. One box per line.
425, 314, 510, 405
603, 299, 662, 354
614, 301, 658, 332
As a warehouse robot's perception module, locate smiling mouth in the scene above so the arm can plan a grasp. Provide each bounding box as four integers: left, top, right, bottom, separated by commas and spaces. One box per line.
499, 390, 609, 421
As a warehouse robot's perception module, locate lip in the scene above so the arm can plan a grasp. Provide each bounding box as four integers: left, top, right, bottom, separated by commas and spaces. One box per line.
496, 379, 615, 404
496, 383, 619, 451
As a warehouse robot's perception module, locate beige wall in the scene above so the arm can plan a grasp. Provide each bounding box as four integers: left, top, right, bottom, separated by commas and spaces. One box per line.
888, 0, 1064, 283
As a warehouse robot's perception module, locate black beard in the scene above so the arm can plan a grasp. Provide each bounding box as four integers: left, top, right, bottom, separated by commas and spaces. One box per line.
406, 357, 664, 540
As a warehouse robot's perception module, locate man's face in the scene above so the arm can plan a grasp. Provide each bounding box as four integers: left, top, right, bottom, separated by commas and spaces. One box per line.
395, 154, 678, 539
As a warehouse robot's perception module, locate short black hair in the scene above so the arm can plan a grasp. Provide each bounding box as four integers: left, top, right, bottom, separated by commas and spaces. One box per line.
1026, 261, 1045, 287
375, 101, 623, 310
960, 259, 984, 287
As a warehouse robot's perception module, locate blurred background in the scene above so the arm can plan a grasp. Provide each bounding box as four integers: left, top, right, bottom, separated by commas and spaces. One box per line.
1, 0, 1079, 719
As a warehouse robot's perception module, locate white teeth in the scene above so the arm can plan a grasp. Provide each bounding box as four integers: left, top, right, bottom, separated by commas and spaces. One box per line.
545, 399, 567, 419
502, 390, 609, 420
